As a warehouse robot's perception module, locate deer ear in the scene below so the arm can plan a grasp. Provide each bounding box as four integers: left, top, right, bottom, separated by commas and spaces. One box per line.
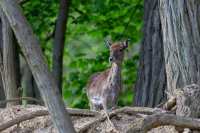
123, 39, 130, 49
104, 39, 112, 48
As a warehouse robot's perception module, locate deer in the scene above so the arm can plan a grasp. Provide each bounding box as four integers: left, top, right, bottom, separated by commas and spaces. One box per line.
86, 39, 129, 113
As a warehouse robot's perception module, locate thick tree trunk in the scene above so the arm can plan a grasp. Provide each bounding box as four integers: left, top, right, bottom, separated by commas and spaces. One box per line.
0, 9, 19, 106
52, 0, 70, 94
0, 0, 75, 132
159, 0, 200, 96
134, 0, 167, 107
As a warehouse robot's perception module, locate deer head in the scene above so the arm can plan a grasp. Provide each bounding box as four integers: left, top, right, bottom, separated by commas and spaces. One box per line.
105, 39, 130, 65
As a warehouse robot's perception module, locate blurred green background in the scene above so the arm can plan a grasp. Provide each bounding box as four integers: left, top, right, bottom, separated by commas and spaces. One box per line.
22, 0, 143, 108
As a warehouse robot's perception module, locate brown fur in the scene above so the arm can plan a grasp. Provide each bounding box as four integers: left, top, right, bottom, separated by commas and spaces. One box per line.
86, 41, 128, 111
110, 43, 124, 49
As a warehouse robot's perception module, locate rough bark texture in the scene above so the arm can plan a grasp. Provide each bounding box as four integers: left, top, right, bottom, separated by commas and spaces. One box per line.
0, 16, 5, 108
52, 0, 70, 94
159, 0, 200, 96
0, 74, 5, 108
0, 0, 75, 132
129, 84, 200, 132
135, 113, 200, 133
134, 0, 166, 107
175, 84, 200, 118
0, 9, 19, 107
171, 84, 200, 132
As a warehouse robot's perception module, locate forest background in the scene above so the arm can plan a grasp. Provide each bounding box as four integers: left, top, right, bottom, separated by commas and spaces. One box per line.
21, 0, 143, 108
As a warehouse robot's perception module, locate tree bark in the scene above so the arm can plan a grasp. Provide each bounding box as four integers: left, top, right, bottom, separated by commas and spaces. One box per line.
0, 0, 75, 132
159, 0, 200, 96
0, 74, 5, 108
52, 0, 70, 94
139, 113, 200, 132
0, 9, 19, 107
134, 0, 167, 107
0, 16, 5, 108
33, 79, 41, 101
20, 55, 42, 104
175, 84, 200, 118
20, 56, 34, 104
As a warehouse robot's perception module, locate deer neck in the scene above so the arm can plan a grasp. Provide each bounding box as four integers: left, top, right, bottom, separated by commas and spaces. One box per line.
107, 63, 122, 87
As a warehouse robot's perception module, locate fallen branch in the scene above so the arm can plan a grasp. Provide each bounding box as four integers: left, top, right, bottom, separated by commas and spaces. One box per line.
77, 114, 107, 133
0, 108, 99, 132
77, 106, 155, 132
0, 110, 47, 131
128, 113, 200, 133
112, 106, 155, 116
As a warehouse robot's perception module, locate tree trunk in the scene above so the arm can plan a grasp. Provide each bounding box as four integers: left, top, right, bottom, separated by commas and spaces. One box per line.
33, 79, 41, 101
20, 56, 34, 104
20, 56, 42, 104
159, 0, 200, 96
0, 16, 5, 108
13, 37, 20, 91
52, 0, 70, 94
0, 9, 19, 107
0, 75, 5, 108
0, 0, 75, 132
134, 0, 167, 107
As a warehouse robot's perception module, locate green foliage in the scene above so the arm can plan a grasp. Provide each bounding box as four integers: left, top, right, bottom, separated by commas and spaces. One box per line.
22, 0, 143, 108
63, 51, 109, 108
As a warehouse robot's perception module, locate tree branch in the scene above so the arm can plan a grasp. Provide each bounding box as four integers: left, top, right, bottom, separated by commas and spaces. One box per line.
135, 113, 200, 132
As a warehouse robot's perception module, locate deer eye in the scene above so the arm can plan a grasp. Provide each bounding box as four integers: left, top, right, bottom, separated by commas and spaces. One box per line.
119, 48, 123, 52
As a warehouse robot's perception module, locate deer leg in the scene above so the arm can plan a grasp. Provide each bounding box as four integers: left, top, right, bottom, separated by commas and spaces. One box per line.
89, 101, 96, 111
102, 100, 119, 132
